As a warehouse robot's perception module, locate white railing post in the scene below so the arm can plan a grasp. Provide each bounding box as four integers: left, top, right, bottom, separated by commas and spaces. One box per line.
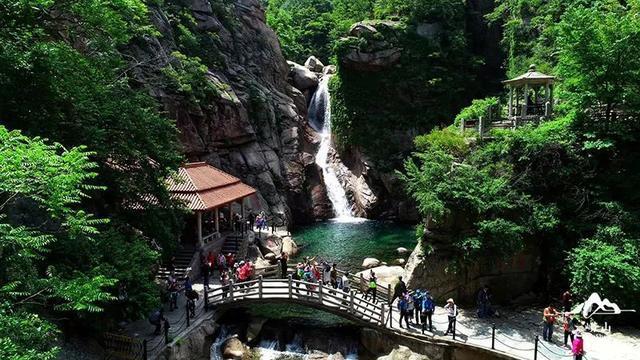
288, 274, 293, 299
258, 275, 263, 299
229, 280, 235, 301
349, 291, 355, 314
381, 303, 385, 326
318, 281, 323, 303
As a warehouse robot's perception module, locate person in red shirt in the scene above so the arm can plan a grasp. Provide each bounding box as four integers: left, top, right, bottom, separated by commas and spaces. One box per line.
207, 251, 215, 275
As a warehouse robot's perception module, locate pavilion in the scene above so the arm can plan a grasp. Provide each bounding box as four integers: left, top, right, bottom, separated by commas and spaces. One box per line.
168, 162, 257, 248
503, 64, 556, 122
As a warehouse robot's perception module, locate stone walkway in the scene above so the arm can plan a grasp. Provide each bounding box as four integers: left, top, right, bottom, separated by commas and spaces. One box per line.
121, 270, 639, 360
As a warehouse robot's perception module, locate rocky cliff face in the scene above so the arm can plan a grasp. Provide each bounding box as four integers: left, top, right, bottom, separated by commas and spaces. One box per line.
126, 0, 318, 224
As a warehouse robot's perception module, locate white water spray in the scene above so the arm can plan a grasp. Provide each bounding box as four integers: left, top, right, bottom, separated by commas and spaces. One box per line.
308, 76, 358, 220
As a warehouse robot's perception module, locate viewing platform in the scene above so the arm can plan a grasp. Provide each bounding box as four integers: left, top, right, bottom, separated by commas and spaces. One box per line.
461, 65, 556, 139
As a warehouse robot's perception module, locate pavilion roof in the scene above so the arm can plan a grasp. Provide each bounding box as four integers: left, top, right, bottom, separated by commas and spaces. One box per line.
168, 162, 256, 211
503, 65, 555, 86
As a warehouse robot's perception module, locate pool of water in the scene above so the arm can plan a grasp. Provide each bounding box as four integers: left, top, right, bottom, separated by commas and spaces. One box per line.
292, 220, 416, 270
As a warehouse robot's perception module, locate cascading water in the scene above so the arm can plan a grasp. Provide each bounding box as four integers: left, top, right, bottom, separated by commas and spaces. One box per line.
308, 76, 359, 220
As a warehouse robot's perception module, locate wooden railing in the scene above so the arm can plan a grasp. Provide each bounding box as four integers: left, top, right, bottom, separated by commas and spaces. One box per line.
254, 263, 392, 304
206, 275, 388, 327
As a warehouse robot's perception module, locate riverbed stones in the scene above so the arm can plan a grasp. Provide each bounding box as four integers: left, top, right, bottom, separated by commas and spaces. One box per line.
362, 257, 381, 269
395, 258, 406, 266
221, 337, 246, 359
396, 247, 408, 255
377, 346, 430, 360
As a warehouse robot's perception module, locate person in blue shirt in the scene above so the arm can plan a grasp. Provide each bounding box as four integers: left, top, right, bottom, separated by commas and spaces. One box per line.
421, 291, 436, 333
412, 290, 424, 324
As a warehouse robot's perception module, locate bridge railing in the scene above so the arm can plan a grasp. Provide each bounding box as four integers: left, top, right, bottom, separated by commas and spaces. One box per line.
207, 274, 388, 326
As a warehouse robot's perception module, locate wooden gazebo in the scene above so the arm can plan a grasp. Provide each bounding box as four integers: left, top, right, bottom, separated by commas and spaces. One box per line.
168, 162, 257, 248
503, 64, 556, 122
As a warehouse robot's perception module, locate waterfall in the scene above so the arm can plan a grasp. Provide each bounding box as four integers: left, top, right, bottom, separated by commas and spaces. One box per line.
308, 76, 358, 220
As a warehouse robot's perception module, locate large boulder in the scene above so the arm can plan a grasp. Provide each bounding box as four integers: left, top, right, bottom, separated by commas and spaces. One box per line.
258, 234, 282, 255
377, 346, 430, 360
282, 236, 299, 257
362, 258, 381, 269
304, 56, 325, 73
356, 265, 404, 288
221, 337, 246, 359
287, 61, 319, 91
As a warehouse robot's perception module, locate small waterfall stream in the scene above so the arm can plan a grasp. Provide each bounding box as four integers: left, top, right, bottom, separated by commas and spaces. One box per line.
308, 76, 359, 220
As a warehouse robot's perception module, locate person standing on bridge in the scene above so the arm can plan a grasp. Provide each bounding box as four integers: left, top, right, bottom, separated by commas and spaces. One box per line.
330, 263, 338, 294
364, 270, 377, 303
390, 276, 407, 305
443, 298, 458, 336
341, 271, 351, 302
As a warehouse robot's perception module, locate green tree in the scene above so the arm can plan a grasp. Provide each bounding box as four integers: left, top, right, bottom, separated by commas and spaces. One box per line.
555, 3, 640, 133
0, 126, 116, 359
568, 226, 640, 310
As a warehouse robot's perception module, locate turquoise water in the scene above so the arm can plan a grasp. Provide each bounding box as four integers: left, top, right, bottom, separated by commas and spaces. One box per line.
292, 220, 416, 270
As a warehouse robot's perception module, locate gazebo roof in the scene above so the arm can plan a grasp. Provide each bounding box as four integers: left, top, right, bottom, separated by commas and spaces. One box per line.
168, 162, 256, 211
503, 64, 555, 86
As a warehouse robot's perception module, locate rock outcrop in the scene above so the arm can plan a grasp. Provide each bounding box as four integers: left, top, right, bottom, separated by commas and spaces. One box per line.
127, 0, 319, 224
404, 240, 540, 303
339, 21, 404, 72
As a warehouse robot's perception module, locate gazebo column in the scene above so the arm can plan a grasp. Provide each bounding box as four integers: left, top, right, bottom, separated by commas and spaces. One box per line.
197, 211, 203, 248
523, 83, 529, 116
508, 86, 514, 118
228, 203, 233, 228
215, 207, 220, 236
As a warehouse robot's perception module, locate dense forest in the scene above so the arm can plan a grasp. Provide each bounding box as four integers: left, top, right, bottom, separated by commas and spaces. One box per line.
1, 0, 640, 358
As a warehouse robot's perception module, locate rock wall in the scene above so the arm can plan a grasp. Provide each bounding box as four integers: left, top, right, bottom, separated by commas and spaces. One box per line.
127, 0, 319, 224
404, 241, 540, 304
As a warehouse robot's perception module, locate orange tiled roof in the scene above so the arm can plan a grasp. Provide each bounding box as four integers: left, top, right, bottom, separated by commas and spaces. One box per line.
169, 162, 256, 211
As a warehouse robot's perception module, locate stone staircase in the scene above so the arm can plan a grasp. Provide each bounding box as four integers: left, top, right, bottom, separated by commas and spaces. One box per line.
156, 245, 195, 281
221, 234, 243, 255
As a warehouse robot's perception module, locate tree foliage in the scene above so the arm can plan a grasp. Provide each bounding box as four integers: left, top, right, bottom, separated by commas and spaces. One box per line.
0, 126, 117, 359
